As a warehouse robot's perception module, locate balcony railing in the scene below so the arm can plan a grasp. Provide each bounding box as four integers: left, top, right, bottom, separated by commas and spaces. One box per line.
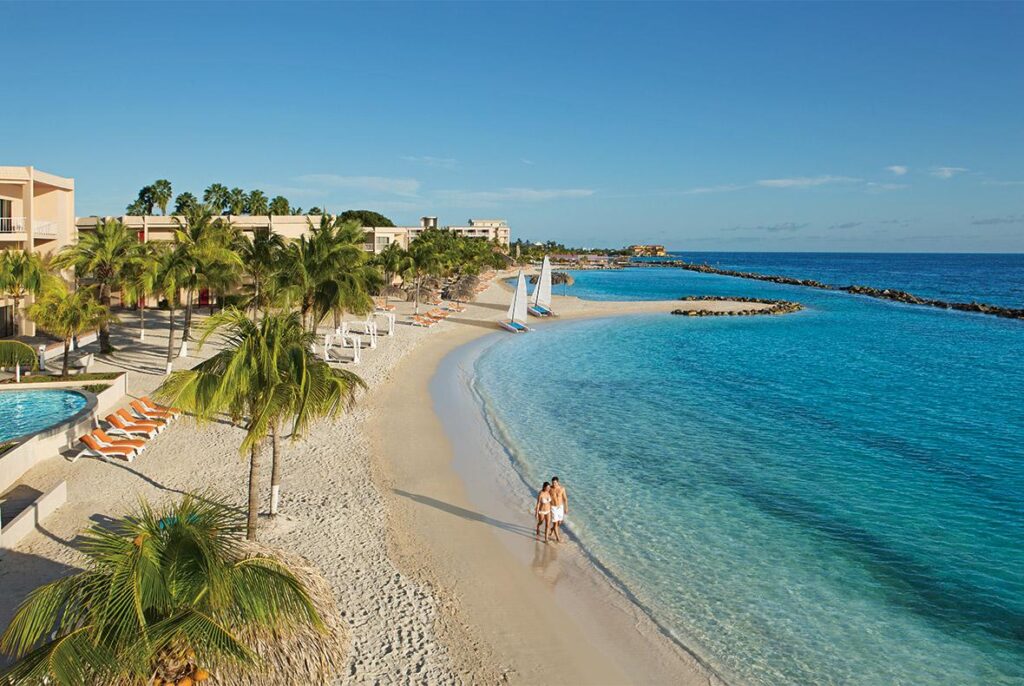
33, 220, 57, 237
0, 217, 26, 233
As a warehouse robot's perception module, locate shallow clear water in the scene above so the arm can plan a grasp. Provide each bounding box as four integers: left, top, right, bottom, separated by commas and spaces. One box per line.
0, 390, 87, 442
477, 260, 1024, 685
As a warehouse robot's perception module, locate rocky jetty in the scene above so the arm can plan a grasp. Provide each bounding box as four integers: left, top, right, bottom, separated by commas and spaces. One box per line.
530, 271, 574, 286
642, 259, 1023, 321
671, 296, 803, 317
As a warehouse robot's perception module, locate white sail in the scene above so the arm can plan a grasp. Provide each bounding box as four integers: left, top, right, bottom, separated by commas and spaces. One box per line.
508, 271, 529, 323
534, 255, 553, 308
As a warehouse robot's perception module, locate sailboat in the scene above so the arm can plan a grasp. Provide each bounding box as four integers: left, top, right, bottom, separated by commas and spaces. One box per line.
499, 271, 531, 333
528, 255, 556, 317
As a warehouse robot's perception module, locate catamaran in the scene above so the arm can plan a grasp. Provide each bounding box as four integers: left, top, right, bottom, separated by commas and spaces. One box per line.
500, 271, 531, 333
528, 255, 556, 317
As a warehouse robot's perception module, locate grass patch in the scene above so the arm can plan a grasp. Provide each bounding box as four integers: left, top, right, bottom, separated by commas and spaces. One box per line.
0, 372, 121, 385
0, 441, 17, 457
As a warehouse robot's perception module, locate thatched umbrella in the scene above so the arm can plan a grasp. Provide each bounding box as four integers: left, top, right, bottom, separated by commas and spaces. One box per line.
210, 542, 347, 686
447, 275, 479, 304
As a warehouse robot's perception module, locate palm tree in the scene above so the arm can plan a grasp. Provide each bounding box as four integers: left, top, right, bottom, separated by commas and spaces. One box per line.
151, 243, 191, 375
173, 191, 198, 214
406, 238, 442, 314
155, 310, 364, 538
203, 183, 229, 214
236, 227, 285, 320
227, 187, 247, 215
0, 250, 50, 337
269, 196, 290, 215
0, 495, 326, 686
246, 190, 268, 216
374, 242, 412, 306
52, 219, 138, 354
27, 281, 113, 378
0, 340, 37, 382
172, 205, 240, 356
119, 241, 158, 342
150, 179, 173, 215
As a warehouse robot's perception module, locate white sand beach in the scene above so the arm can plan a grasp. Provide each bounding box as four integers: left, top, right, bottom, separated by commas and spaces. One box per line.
1, 274, 769, 684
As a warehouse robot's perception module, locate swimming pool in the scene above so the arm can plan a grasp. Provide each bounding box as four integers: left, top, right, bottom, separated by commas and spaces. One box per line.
0, 390, 89, 443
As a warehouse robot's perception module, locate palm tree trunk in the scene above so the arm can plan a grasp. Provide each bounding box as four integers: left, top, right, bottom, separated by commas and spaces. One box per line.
12, 294, 21, 336
61, 338, 70, 379
247, 442, 262, 540
165, 306, 175, 375
178, 289, 193, 358
138, 299, 146, 342
270, 424, 282, 516
414, 276, 421, 315
98, 283, 113, 354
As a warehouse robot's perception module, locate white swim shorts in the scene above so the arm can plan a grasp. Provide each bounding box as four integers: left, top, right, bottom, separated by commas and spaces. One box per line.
551, 505, 565, 523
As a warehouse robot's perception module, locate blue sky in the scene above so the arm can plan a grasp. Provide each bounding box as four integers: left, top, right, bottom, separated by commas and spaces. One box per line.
5, 2, 1023, 251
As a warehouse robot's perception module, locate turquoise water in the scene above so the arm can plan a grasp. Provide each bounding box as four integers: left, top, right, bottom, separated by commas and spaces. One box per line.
476, 263, 1024, 684
0, 390, 88, 442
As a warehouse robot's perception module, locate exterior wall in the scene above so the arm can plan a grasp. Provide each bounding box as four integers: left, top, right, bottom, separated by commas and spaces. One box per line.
0, 480, 67, 551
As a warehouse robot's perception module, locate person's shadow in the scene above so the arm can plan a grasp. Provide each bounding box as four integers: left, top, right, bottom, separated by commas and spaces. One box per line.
391, 489, 536, 540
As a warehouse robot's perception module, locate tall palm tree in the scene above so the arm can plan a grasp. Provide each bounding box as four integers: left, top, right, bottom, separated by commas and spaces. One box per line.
27, 281, 113, 378
155, 310, 364, 538
246, 190, 268, 216
0, 340, 37, 382
119, 241, 158, 342
236, 227, 285, 319
374, 242, 412, 306
269, 196, 290, 215
227, 187, 247, 215
172, 205, 240, 356
0, 250, 50, 337
202, 183, 229, 214
173, 191, 198, 214
0, 495, 325, 686
151, 243, 191, 375
52, 219, 138, 354
150, 179, 173, 215
406, 238, 442, 314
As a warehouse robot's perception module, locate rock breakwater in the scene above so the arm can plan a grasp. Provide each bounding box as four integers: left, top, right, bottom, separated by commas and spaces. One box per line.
644, 260, 1024, 321
671, 296, 803, 317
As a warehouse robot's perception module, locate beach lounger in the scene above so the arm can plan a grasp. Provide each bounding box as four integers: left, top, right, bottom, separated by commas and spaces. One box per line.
74, 433, 136, 463
107, 413, 160, 437
92, 429, 146, 454
130, 400, 175, 422
411, 316, 438, 327
118, 408, 166, 431
140, 396, 182, 417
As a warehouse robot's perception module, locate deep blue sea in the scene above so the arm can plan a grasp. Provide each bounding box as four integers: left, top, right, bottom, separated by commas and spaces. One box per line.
478, 254, 1024, 685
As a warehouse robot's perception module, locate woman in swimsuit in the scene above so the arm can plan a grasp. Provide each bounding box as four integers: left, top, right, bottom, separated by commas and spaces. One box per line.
535, 481, 553, 542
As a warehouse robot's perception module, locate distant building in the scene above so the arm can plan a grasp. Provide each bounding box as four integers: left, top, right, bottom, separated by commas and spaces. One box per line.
628, 244, 667, 257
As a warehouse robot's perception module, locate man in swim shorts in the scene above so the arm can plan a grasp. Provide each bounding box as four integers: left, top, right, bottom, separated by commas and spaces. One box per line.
549, 476, 568, 542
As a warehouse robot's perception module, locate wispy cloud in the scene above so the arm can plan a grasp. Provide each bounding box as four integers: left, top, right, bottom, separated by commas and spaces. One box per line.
724, 221, 808, 233
886, 165, 909, 176
401, 156, 457, 170
880, 218, 912, 227
755, 175, 861, 188
682, 183, 747, 195
983, 179, 1024, 187
971, 214, 1023, 226
295, 174, 421, 196
930, 166, 968, 179
829, 221, 863, 230
432, 187, 595, 207
521, 159, 536, 166
866, 182, 909, 192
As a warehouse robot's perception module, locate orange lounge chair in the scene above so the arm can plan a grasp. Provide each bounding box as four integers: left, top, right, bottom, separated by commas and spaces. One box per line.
75, 433, 135, 463
130, 400, 174, 422
117, 408, 166, 431
141, 396, 181, 417
107, 413, 160, 438
93, 429, 146, 454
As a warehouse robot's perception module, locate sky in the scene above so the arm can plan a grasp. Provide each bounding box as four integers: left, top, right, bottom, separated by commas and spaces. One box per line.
5, 2, 1023, 252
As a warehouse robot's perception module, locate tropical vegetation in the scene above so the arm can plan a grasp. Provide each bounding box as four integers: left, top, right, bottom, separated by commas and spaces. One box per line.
27, 281, 113, 378
0, 495, 329, 686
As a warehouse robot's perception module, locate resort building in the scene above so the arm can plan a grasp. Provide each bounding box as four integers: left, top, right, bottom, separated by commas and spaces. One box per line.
1, 166, 76, 337
628, 244, 667, 257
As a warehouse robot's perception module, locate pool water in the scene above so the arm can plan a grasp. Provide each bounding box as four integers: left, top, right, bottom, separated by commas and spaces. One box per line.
0, 390, 88, 443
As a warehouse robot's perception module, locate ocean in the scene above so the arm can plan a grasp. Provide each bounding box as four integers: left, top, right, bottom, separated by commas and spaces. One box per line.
474, 254, 1024, 685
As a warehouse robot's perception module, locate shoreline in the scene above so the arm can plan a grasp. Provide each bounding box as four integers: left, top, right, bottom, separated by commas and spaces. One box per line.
365, 277, 773, 684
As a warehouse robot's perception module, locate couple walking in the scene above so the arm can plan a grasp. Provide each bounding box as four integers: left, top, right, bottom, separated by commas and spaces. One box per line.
534, 476, 568, 543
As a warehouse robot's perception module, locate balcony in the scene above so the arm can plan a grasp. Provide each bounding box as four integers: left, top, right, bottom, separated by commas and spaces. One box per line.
33, 221, 58, 238
0, 217, 26, 234
0, 217, 60, 242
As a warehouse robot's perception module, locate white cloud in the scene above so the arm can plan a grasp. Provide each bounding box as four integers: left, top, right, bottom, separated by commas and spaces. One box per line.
682, 183, 747, 195
755, 175, 861, 188
401, 156, 457, 170
295, 174, 421, 196
866, 182, 909, 192
930, 166, 968, 179
886, 165, 908, 176
521, 159, 536, 166
433, 187, 595, 207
